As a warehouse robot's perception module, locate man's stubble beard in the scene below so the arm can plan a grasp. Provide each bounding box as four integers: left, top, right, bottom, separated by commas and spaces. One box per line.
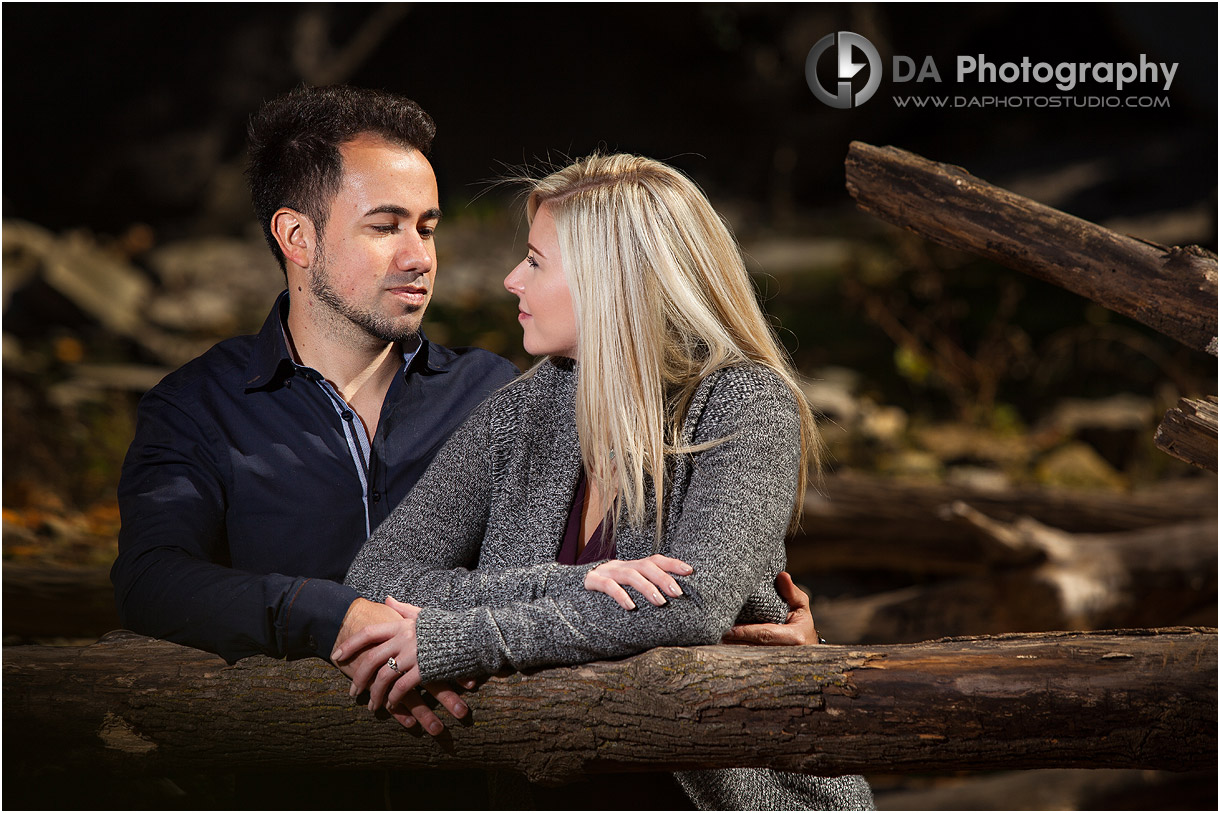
308, 241, 424, 345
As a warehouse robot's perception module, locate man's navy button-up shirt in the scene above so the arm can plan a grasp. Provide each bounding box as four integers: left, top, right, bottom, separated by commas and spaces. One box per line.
111, 292, 518, 663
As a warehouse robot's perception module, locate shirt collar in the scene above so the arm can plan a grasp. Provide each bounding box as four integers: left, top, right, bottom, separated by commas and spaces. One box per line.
242, 290, 447, 391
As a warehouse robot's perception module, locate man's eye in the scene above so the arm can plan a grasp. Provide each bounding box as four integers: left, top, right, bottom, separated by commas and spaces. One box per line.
372, 224, 400, 234
420, 227, 436, 238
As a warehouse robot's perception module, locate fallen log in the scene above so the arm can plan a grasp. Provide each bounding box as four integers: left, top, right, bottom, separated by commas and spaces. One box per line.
807, 513, 1217, 643
844, 142, 1218, 356
1155, 396, 1218, 473
790, 472, 1217, 576
3, 629, 1214, 782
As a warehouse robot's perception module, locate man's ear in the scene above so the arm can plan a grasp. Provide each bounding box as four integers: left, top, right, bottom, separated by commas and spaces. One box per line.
271, 208, 316, 269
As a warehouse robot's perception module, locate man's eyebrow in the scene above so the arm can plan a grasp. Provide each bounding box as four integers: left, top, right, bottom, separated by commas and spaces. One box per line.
363, 204, 444, 221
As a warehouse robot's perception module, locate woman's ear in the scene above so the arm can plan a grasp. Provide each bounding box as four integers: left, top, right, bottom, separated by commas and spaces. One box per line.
271, 208, 316, 269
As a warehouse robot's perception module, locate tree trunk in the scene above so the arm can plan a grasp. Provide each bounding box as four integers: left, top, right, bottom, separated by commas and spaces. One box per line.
4, 629, 1214, 782
1155, 396, 1218, 473
844, 142, 1218, 356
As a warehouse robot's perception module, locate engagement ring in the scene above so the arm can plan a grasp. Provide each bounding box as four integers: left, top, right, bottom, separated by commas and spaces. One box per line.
387, 656, 400, 673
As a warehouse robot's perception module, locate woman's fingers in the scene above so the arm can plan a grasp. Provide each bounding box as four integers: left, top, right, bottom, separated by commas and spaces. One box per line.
616, 566, 669, 606
385, 595, 422, 619
348, 641, 397, 696
637, 559, 684, 599
585, 570, 636, 610
389, 671, 447, 736
586, 557, 693, 607
646, 554, 694, 576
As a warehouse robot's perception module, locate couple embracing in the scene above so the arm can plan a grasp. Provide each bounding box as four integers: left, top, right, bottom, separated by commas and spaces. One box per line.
113, 84, 872, 810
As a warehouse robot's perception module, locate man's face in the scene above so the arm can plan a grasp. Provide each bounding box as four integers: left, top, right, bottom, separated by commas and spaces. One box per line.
308, 135, 440, 344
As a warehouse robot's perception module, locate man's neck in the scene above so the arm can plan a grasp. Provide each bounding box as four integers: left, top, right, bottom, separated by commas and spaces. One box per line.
285, 298, 404, 438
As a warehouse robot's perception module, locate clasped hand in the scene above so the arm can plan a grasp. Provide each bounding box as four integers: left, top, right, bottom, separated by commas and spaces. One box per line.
331, 596, 465, 735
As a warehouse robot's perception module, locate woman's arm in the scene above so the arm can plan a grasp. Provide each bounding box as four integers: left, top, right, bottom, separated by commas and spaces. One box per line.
345, 394, 575, 609
346, 385, 694, 613
409, 367, 800, 683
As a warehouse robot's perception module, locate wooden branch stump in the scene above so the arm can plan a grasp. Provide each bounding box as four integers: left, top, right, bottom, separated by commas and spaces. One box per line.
844, 142, 1218, 356
4, 629, 1214, 782
1155, 396, 1218, 472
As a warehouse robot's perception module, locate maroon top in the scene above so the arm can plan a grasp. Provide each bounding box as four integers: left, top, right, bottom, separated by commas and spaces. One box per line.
556, 472, 615, 564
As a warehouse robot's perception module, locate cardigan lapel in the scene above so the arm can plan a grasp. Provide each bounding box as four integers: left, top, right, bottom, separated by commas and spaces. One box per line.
523, 361, 584, 563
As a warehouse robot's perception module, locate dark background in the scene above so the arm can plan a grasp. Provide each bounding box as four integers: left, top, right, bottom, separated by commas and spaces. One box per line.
3, 4, 1216, 809
4, 3, 1216, 238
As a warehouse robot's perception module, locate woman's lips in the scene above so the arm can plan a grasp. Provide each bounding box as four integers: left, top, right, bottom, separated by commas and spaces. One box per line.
518, 310, 531, 322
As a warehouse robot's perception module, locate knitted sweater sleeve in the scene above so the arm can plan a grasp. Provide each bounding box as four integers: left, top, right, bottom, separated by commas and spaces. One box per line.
343, 396, 579, 609
412, 368, 801, 683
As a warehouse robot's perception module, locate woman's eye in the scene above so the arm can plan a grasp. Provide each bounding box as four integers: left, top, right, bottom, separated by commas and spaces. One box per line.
526, 255, 539, 268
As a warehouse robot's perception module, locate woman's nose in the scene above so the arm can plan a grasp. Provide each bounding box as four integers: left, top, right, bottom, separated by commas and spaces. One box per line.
504, 262, 525, 294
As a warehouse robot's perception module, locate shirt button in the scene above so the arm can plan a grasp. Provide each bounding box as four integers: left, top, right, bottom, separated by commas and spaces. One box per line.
371, 491, 381, 503
284, 378, 292, 389
341, 410, 354, 421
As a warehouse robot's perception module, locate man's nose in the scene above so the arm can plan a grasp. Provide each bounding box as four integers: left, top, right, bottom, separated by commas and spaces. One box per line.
395, 233, 433, 273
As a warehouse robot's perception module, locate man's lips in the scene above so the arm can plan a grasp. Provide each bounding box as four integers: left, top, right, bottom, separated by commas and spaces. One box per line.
388, 286, 429, 304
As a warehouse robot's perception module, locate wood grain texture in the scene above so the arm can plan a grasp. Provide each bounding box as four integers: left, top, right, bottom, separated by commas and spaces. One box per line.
1155, 396, 1218, 472
4, 629, 1214, 781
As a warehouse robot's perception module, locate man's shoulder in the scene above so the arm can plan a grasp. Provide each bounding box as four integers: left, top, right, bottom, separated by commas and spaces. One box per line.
422, 340, 519, 382
145, 333, 262, 402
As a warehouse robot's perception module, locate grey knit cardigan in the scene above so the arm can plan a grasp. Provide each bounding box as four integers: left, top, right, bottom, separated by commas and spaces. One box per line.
345, 359, 873, 810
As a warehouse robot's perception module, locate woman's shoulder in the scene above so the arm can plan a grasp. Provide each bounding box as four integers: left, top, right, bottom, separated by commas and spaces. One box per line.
480, 357, 576, 425
684, 362, 801, 442
699, 362, 799, 410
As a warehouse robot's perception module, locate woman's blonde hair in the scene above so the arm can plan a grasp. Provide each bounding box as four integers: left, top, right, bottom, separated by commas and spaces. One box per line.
523, 153, 820, 541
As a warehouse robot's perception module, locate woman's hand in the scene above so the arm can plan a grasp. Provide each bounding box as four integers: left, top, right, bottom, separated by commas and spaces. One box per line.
584, 554, 693, 610
332, 597, 474, 734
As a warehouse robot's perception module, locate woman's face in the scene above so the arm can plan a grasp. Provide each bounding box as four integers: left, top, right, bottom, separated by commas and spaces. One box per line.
504, 204, 579, 358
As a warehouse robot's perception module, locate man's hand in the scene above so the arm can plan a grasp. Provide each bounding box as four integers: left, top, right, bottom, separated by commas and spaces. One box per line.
720, 571, 821, 646
332, 597, 474, 735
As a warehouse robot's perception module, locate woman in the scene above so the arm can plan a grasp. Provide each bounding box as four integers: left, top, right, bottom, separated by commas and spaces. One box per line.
338, 153, 873, 809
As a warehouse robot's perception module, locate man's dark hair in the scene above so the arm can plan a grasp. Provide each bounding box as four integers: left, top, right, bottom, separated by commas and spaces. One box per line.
246, 85, 436, 272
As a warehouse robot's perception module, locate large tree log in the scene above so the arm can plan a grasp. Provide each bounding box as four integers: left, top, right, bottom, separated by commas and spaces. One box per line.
808, 511, 1216, 643
1155, 396, 1218, 473
790, 472, 1216, 576
844, 142, 1218, 356
4, 629, 1214, 782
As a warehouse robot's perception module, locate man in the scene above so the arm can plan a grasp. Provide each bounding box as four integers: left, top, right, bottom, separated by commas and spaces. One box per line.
113, 85, 817, 745
112, 86, 517, 727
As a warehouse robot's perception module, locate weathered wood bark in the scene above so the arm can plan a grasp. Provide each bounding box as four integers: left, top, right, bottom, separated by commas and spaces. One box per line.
1155, 396, 1218, 473
4, 629, 1214, 782
844, 142, 1218, 356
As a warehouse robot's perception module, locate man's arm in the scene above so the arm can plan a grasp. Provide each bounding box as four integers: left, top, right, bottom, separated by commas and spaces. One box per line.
111, 389, 355, 663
